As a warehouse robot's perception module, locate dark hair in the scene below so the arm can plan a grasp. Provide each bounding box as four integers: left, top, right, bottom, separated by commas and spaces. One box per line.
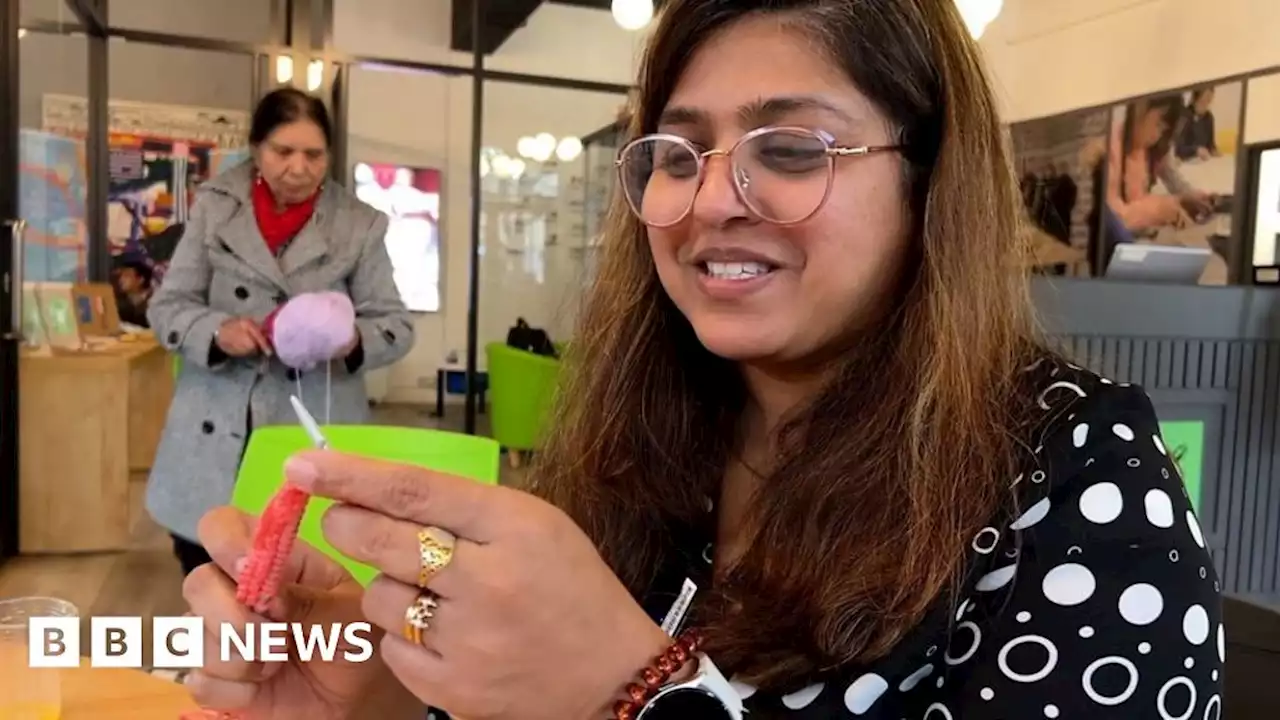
114, 259, 153, 287
529, 0, 1042, 690
1120, 94, 1184, 199
249, 88, 333, 147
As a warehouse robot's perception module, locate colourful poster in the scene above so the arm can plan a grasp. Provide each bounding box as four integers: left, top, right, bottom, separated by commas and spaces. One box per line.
1159, 420, 1205, 514
18, 129, 88, 284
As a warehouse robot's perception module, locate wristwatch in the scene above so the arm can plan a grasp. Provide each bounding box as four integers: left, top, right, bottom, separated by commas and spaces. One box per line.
635, 652, 744, 720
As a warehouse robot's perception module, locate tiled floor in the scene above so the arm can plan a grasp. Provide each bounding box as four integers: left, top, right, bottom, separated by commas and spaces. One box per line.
0, 402, 515, 662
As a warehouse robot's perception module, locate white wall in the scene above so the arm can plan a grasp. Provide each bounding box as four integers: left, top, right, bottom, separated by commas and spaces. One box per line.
333, 0, 645, 85
345, 65, 623, 404
1244, 74, 1280, 144
981, 0, 1280, 123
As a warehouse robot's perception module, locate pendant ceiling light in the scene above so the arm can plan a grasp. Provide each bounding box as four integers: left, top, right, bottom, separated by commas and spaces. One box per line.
955, 0, 1004, 39
611, 0, 654, 31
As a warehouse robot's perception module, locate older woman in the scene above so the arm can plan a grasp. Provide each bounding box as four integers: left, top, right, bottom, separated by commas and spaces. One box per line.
181, 2, 1221, 719
147, 88, 414, 576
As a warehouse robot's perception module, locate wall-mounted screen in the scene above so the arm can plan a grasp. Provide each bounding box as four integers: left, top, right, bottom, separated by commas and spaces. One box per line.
1249, 147, 1280, 267
1100, 82, 1244, 285
353, 162, 442, 313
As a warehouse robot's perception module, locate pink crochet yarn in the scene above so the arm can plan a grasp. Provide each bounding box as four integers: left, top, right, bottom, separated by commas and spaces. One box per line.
271, 291, 356, 370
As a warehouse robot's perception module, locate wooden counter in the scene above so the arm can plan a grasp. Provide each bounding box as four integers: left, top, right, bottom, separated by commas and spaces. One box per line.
62, 666, 197, 718
18, 336, 174, 553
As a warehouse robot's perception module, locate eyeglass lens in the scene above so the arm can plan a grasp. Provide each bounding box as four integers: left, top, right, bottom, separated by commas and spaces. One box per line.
620, 128, 833, 226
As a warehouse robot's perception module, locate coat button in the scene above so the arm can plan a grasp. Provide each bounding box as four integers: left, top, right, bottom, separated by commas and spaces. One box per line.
286, 368, 299, 381
201, 420, 215, 434
234, 286, 249, 300
167, 331, 179, 346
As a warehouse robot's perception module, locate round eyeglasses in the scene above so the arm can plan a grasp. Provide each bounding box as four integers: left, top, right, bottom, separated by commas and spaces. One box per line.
615, 126, 902, 227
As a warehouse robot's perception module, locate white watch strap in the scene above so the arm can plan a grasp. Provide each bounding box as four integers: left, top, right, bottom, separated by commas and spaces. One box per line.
679, 652, 744, 719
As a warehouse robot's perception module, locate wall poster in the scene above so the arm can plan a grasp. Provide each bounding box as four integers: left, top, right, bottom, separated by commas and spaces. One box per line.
353, 162, 442, 313
42, 95, 250, 326
1099, 82, 1244, 284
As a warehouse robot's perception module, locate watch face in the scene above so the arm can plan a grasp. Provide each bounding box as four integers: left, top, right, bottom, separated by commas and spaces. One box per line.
636, 686, 733, 720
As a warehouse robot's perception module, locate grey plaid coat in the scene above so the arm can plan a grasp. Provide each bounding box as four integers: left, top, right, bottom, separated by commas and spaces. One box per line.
145, 160, 414, 542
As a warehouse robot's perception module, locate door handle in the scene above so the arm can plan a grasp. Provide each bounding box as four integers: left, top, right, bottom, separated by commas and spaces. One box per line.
4, 218, 26, 342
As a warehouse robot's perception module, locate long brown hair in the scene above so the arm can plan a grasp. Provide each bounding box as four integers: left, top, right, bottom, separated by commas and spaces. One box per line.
528, 0, 1044, 689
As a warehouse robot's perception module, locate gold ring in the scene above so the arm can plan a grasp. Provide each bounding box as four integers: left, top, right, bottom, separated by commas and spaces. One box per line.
402, 591, 439, 646
417, 526, 456, 588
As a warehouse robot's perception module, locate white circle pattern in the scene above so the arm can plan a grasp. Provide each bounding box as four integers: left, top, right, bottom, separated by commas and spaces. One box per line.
1183, 605, 1210, 645
971, 527, 1000, 554
1204, 695, 1221, 720
1119, 584, 1164, 625
998, 635, 1059, 683
1042, 563, 1096, 606
842, 673, 888, 715
1145, 489, 1176, 528
1082, 656, 1140, 706
944, 622, 982, 666
1156, 677, 1196, 720
1080, 482, 1124, 524
719, 368, 1223, 719
780, 683, 824, 709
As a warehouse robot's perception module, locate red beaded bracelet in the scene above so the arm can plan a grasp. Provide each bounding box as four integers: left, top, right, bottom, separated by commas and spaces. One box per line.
611, 628, 706, 720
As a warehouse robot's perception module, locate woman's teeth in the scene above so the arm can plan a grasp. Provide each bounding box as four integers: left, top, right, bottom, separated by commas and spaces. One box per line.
704, 261, 773, 280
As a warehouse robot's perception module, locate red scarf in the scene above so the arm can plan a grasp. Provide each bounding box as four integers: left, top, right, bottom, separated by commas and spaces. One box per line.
252, 177, 319, 256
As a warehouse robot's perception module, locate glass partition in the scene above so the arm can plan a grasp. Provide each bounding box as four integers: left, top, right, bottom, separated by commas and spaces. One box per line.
472, 81, 626, 442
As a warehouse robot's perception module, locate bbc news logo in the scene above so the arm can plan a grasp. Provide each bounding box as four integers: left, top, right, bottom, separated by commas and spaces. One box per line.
27, 617, 374, 668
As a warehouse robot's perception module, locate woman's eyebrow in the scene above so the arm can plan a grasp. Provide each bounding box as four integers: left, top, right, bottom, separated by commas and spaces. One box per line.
738, 95, 857, 126
657, 105, 707, 128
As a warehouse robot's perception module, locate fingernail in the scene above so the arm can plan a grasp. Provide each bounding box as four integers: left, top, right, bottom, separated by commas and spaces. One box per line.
285, 456, 318, 489
233, 557, 248, 577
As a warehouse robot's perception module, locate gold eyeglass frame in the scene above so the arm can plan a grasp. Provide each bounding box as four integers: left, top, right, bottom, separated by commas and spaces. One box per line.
615, 125, 903, 228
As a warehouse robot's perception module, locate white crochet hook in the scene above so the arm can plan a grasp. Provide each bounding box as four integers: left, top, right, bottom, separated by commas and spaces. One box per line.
290, 394, 330, 450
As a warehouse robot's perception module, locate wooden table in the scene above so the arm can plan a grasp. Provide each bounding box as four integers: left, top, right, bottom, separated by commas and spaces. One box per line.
18, 335, 174, 553
61, 666, 197, 718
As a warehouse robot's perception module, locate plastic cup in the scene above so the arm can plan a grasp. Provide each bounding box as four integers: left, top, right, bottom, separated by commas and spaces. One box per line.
0, 596, 78, 720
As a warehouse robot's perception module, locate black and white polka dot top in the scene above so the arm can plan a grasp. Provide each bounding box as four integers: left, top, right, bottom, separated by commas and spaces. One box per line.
640, 361, 1225, 719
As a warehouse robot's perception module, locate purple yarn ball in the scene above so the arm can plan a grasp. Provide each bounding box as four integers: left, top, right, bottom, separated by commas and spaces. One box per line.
273, 291, 356, 371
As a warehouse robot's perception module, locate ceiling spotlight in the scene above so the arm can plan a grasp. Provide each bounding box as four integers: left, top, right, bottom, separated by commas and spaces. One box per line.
306, 59, 324, 91
531, 133, 557, 163
517, 136, 539, 160
611, 0, 653, 32
556, 136, 584, 162
18, 28, 27, 39
955, 0, 1003, 39
275, 55, 294, 85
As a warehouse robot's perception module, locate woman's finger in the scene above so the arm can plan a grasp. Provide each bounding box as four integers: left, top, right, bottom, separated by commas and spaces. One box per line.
184, 670, 259, 711
379, 634, 451, 708
198, 506, 351, 592
182, 565, 272, 683
360, 575, 449, 655
286, 450, 500, 542
243, 321, 273, 356
319, 504, 469, 595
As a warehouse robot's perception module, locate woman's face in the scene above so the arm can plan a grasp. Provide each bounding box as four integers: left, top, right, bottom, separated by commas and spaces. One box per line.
255, 119, 329, 203
646, 17, 909, 367
1194, 88, 1215, 113
1135, 107, 1170, 150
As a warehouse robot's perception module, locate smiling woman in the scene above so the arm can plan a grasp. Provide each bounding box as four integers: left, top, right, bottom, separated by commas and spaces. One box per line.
180, 2, 1222, 720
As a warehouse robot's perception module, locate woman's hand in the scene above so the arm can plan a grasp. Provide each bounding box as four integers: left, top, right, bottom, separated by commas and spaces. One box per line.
182, 507, 422, 719
1157, 194, 1193, 228
215, 317, 272, 357
286, 451, 673, 720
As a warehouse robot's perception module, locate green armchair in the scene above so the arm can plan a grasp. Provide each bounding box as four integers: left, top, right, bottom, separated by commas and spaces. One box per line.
485, 342, 562, 468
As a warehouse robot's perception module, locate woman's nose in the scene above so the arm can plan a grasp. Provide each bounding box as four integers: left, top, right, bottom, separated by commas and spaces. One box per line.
690, 154, 751, 227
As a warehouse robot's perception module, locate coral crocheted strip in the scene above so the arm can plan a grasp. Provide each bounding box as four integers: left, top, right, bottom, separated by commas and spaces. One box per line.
235, 484, 311, 614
